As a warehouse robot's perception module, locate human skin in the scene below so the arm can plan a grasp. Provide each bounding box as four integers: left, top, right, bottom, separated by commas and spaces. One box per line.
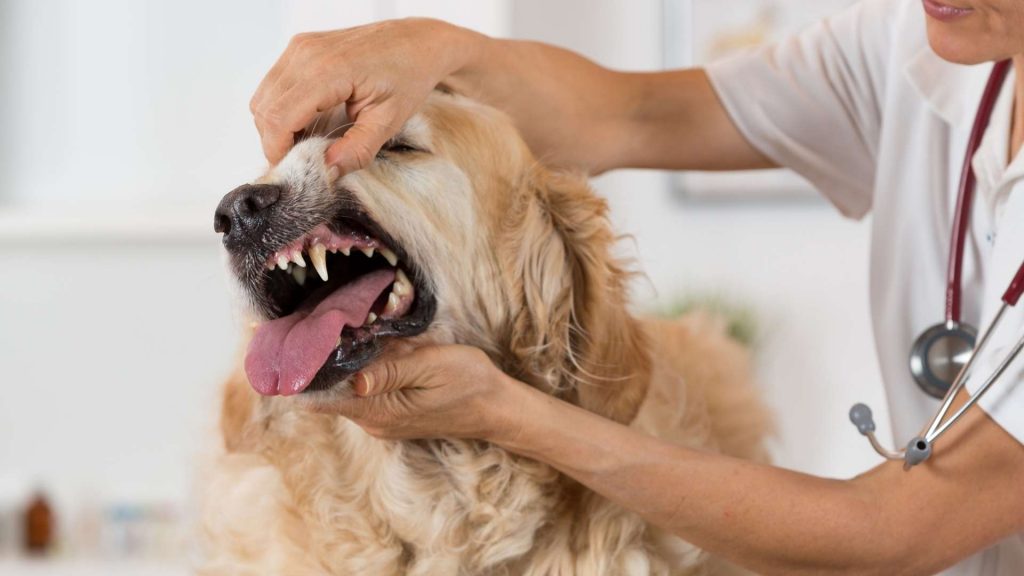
920, 0, 1024, 155
304, 347, 1024, 575
248, 18, 772, 174
256, 4, 1024, 574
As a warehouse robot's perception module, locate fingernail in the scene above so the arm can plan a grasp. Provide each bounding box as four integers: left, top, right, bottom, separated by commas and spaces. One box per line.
354, 372, 373, 396
326, 165, 340, 183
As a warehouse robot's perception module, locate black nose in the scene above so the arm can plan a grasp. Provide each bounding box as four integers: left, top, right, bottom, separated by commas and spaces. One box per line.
214, 183, 282, 238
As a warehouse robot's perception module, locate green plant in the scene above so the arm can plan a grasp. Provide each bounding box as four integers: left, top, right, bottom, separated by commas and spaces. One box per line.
658, 294, 760, 348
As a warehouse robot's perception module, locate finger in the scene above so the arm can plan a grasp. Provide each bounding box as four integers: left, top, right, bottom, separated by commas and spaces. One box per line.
354, 349, 442, 397
259, 131, 293, 167
324, 104, 399, 174
250, 33, 312, 118
250, 57, 289, 119
353, 363, 404, 397
353, 345, 462, 397
250, 63, 299, 146
259, 84, 347, 164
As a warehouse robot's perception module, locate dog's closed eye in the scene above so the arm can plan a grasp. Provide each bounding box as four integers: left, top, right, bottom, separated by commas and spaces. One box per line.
378, 139, 427, 157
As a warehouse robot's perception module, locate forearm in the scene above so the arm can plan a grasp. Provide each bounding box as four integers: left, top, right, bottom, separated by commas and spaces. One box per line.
442, 25, 772, 173
338, 344, 1023, 573
493, 380, 894, 575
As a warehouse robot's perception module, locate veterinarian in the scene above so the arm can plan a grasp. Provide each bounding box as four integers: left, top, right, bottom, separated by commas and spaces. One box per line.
250, 0, 1024, 573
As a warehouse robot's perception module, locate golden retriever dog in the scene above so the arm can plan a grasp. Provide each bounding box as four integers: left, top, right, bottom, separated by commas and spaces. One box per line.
203, 92, 771, 575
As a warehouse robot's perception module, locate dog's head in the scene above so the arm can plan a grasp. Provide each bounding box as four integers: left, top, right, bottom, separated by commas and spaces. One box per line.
215, 93, 648, 422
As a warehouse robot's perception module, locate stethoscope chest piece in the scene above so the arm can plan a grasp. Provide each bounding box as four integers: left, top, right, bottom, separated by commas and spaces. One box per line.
850, 60, 1024, 470
909, 321, 977, 399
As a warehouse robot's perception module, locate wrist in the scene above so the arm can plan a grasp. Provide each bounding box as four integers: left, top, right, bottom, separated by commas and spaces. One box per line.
477, 371, 538, 447
441, 23, 493, 84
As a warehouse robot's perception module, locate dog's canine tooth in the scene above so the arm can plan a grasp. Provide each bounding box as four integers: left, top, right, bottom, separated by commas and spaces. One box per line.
309, 244, 329, 282
379, 248, 398, 267
360, 247, 375, 258
385, 292, 400, 315
291, 251, 306, 268
366, 312, 377, 325
336, 336, 342, 347
276, 254, 290, 270
292, 266, 307, 286
393, 269, 411, 296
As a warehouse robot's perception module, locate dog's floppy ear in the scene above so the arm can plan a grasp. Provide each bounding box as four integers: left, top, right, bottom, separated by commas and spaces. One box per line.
499, 168, 649, 424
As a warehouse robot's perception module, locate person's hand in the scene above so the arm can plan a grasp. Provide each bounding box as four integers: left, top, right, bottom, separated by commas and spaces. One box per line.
305, 345, 528, 442
250, 18, 479, 171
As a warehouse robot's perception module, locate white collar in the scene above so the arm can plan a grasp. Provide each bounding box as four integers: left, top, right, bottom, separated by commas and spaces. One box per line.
906, 48, 1024, 213
972, 70, 1016, 203
904, 47, 994, 130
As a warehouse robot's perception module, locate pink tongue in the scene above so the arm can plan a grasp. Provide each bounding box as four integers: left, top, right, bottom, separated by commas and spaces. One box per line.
245, 269, 396, 396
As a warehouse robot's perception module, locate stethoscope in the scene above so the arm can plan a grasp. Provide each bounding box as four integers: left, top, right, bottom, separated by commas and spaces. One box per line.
850, 59, 1024, 469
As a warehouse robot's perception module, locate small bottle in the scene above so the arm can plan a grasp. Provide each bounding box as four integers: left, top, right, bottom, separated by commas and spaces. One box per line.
23, 491, 55, 554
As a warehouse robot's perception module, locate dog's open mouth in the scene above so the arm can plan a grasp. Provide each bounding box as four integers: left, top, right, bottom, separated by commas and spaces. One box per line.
244, 219, 434, 396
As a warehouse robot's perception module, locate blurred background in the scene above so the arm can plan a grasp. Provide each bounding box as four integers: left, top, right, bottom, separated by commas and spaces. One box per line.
0, 0, 888, 574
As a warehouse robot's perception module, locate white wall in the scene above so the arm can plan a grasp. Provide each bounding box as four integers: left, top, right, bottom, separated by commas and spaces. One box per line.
0, 0, 509, 213
0, 0, 513, 546
510, 0, 890, 477
0, 1, 893, 553
0, 235, 235, 513
0, 0, 283, 211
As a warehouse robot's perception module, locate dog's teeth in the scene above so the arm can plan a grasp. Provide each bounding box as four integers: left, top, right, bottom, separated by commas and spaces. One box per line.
379, 248, 398, 266
385, 292, 400, 315
340, 246, 351, 256
292, 266, 307, 286
360, 247, 375, 258
336, 336, 342, 347
309, 244, 329, 282
393, 269, 411, 296
276, 255, 290, 270
291, 251, 306, 268
366, 312, 377, 325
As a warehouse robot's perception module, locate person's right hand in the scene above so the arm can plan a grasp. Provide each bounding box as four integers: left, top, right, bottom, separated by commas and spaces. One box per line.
250, 18, 477, 173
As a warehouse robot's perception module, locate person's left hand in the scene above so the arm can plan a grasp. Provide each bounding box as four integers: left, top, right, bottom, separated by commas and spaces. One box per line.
304, 345, 527, 442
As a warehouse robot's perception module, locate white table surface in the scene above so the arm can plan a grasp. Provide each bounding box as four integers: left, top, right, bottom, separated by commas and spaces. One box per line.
0, 557, 189, 576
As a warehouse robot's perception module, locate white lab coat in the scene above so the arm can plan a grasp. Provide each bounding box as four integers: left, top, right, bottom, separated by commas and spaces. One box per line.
707, 0, 1024, 573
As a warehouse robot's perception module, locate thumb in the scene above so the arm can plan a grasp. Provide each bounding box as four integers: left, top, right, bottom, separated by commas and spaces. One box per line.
354, 357, 421, 397
325, 106, 397, 174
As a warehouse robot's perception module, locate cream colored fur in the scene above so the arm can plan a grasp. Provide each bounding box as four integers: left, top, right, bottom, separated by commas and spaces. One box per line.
200, 94, 772, 575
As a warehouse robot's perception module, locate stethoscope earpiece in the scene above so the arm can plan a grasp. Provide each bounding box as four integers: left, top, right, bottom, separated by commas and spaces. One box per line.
849, 403, 875, 435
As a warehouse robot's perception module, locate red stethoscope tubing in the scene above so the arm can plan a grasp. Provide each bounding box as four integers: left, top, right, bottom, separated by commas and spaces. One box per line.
946, 59, 1014, 322
854, 60, 1024, 468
